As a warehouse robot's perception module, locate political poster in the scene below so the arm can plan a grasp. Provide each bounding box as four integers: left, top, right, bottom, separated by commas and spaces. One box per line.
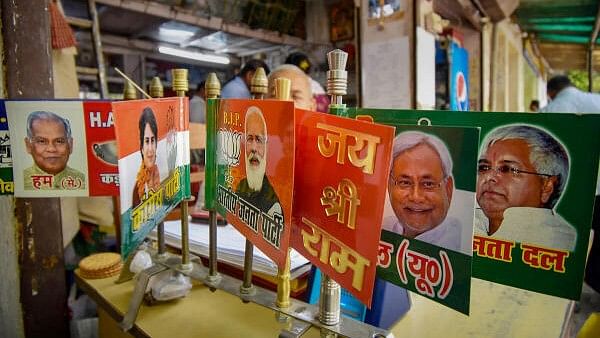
350, 108, 600, 300
212, 99, 295, 268
113, 97, 190, 258
291, 109, 395, 307
0, 102, 13, 195
375, 124, 479, 314
4, 100, 120, 197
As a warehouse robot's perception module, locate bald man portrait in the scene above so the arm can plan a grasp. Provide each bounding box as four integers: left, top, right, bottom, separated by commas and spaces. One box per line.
267, 64, 316, 111
24, 110, 86, 190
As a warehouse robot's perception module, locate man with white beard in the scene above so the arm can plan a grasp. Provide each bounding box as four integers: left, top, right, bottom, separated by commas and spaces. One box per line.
235, 107, 283, 220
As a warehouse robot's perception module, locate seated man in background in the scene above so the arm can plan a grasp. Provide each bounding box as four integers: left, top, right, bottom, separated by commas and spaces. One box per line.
475, 124, 577, 251
221, 59, 270, 99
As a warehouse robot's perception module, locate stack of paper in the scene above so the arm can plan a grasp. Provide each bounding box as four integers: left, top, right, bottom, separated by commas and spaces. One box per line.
160, 219, 311, 278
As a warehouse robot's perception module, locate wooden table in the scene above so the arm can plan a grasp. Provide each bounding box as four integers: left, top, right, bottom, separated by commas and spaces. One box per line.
77, 270, 573, 338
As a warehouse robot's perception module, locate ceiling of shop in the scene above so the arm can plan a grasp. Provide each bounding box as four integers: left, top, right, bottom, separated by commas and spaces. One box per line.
62, 0, 307, 68
61, 0, 600, 76
515, 0, 600, 72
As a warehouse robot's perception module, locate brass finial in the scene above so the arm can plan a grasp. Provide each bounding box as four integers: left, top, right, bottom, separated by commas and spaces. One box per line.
274, 78, 291, 101
205, 73, 221, 99
123, 80, 138, 100
276, 249, 292, 308
250, 67, 268, 98
171, 68, 189, 94
327, 49, 348, 106
149, 77, 164, 98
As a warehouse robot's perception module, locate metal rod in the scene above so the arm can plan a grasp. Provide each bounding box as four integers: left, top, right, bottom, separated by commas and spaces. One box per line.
172, 69, 191, 270
149, 77, 166, 257
180, 200, 191, 267
276, 249, 291, 308
208, 211, 218, 278
269, 72, 294, 309
240, 239, 254, 297
157, 222, 165, 255
318, 275, 341, 326
319, 49, 349, 328
114, 67, 152, 99
205, 73, 221, 284
241, 67, 269, 297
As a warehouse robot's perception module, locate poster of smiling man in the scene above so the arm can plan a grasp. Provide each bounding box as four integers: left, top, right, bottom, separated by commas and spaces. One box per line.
376, 125, 479, 314
6, 101, 89, 197
349, 108, 600, 301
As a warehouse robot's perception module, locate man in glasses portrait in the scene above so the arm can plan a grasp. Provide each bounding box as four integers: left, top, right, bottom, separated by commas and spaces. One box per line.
235, 106, 283, 221
23, 111, 85, 190
383, 131, 465, 252
475, 124, 576, 251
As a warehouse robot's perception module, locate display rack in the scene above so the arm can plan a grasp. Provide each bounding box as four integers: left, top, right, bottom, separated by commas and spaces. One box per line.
111, 49, 391, 338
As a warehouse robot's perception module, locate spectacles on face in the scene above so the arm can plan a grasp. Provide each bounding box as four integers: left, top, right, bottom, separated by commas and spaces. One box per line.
389, 174, 444, 192
477, 164, 553, 178
246, 134, 266, 146
30, 137, 68, 149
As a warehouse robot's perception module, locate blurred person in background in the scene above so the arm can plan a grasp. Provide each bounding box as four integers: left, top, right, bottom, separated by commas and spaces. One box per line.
285, 52, 329, 112
529, 100, 539, 112
221, 59, 270, 99
267, 64, 315, 111
541, 74, 600, 292
189, 81, 206, 123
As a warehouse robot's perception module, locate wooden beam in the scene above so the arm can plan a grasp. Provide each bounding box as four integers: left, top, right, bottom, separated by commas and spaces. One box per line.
434, 0, 481, 30
538, 42, 600, 71
66, 15, 92, 28
479, 0, 519, 22
1, 1, 68, 338
456, 0, 482, 30
94, 0, 304, 47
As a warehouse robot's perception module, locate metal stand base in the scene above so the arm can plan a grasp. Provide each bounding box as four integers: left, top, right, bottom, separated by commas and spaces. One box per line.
118, 249, 390, 338
279, 319, 312, 338
119, 264, 169, 331
115, 251, 136, 284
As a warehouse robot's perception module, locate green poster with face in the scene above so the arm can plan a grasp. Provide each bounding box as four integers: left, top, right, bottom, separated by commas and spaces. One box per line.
349, 108, 600, 300
375, 124, 479, 314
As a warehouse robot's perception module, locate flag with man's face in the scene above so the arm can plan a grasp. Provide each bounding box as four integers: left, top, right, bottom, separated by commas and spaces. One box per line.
375, 124, 480, 315
350, 107, 600, 302
212, 99, 295, 268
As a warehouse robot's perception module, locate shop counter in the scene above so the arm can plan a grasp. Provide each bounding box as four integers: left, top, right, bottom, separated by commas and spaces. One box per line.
76, 270, 574, 338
